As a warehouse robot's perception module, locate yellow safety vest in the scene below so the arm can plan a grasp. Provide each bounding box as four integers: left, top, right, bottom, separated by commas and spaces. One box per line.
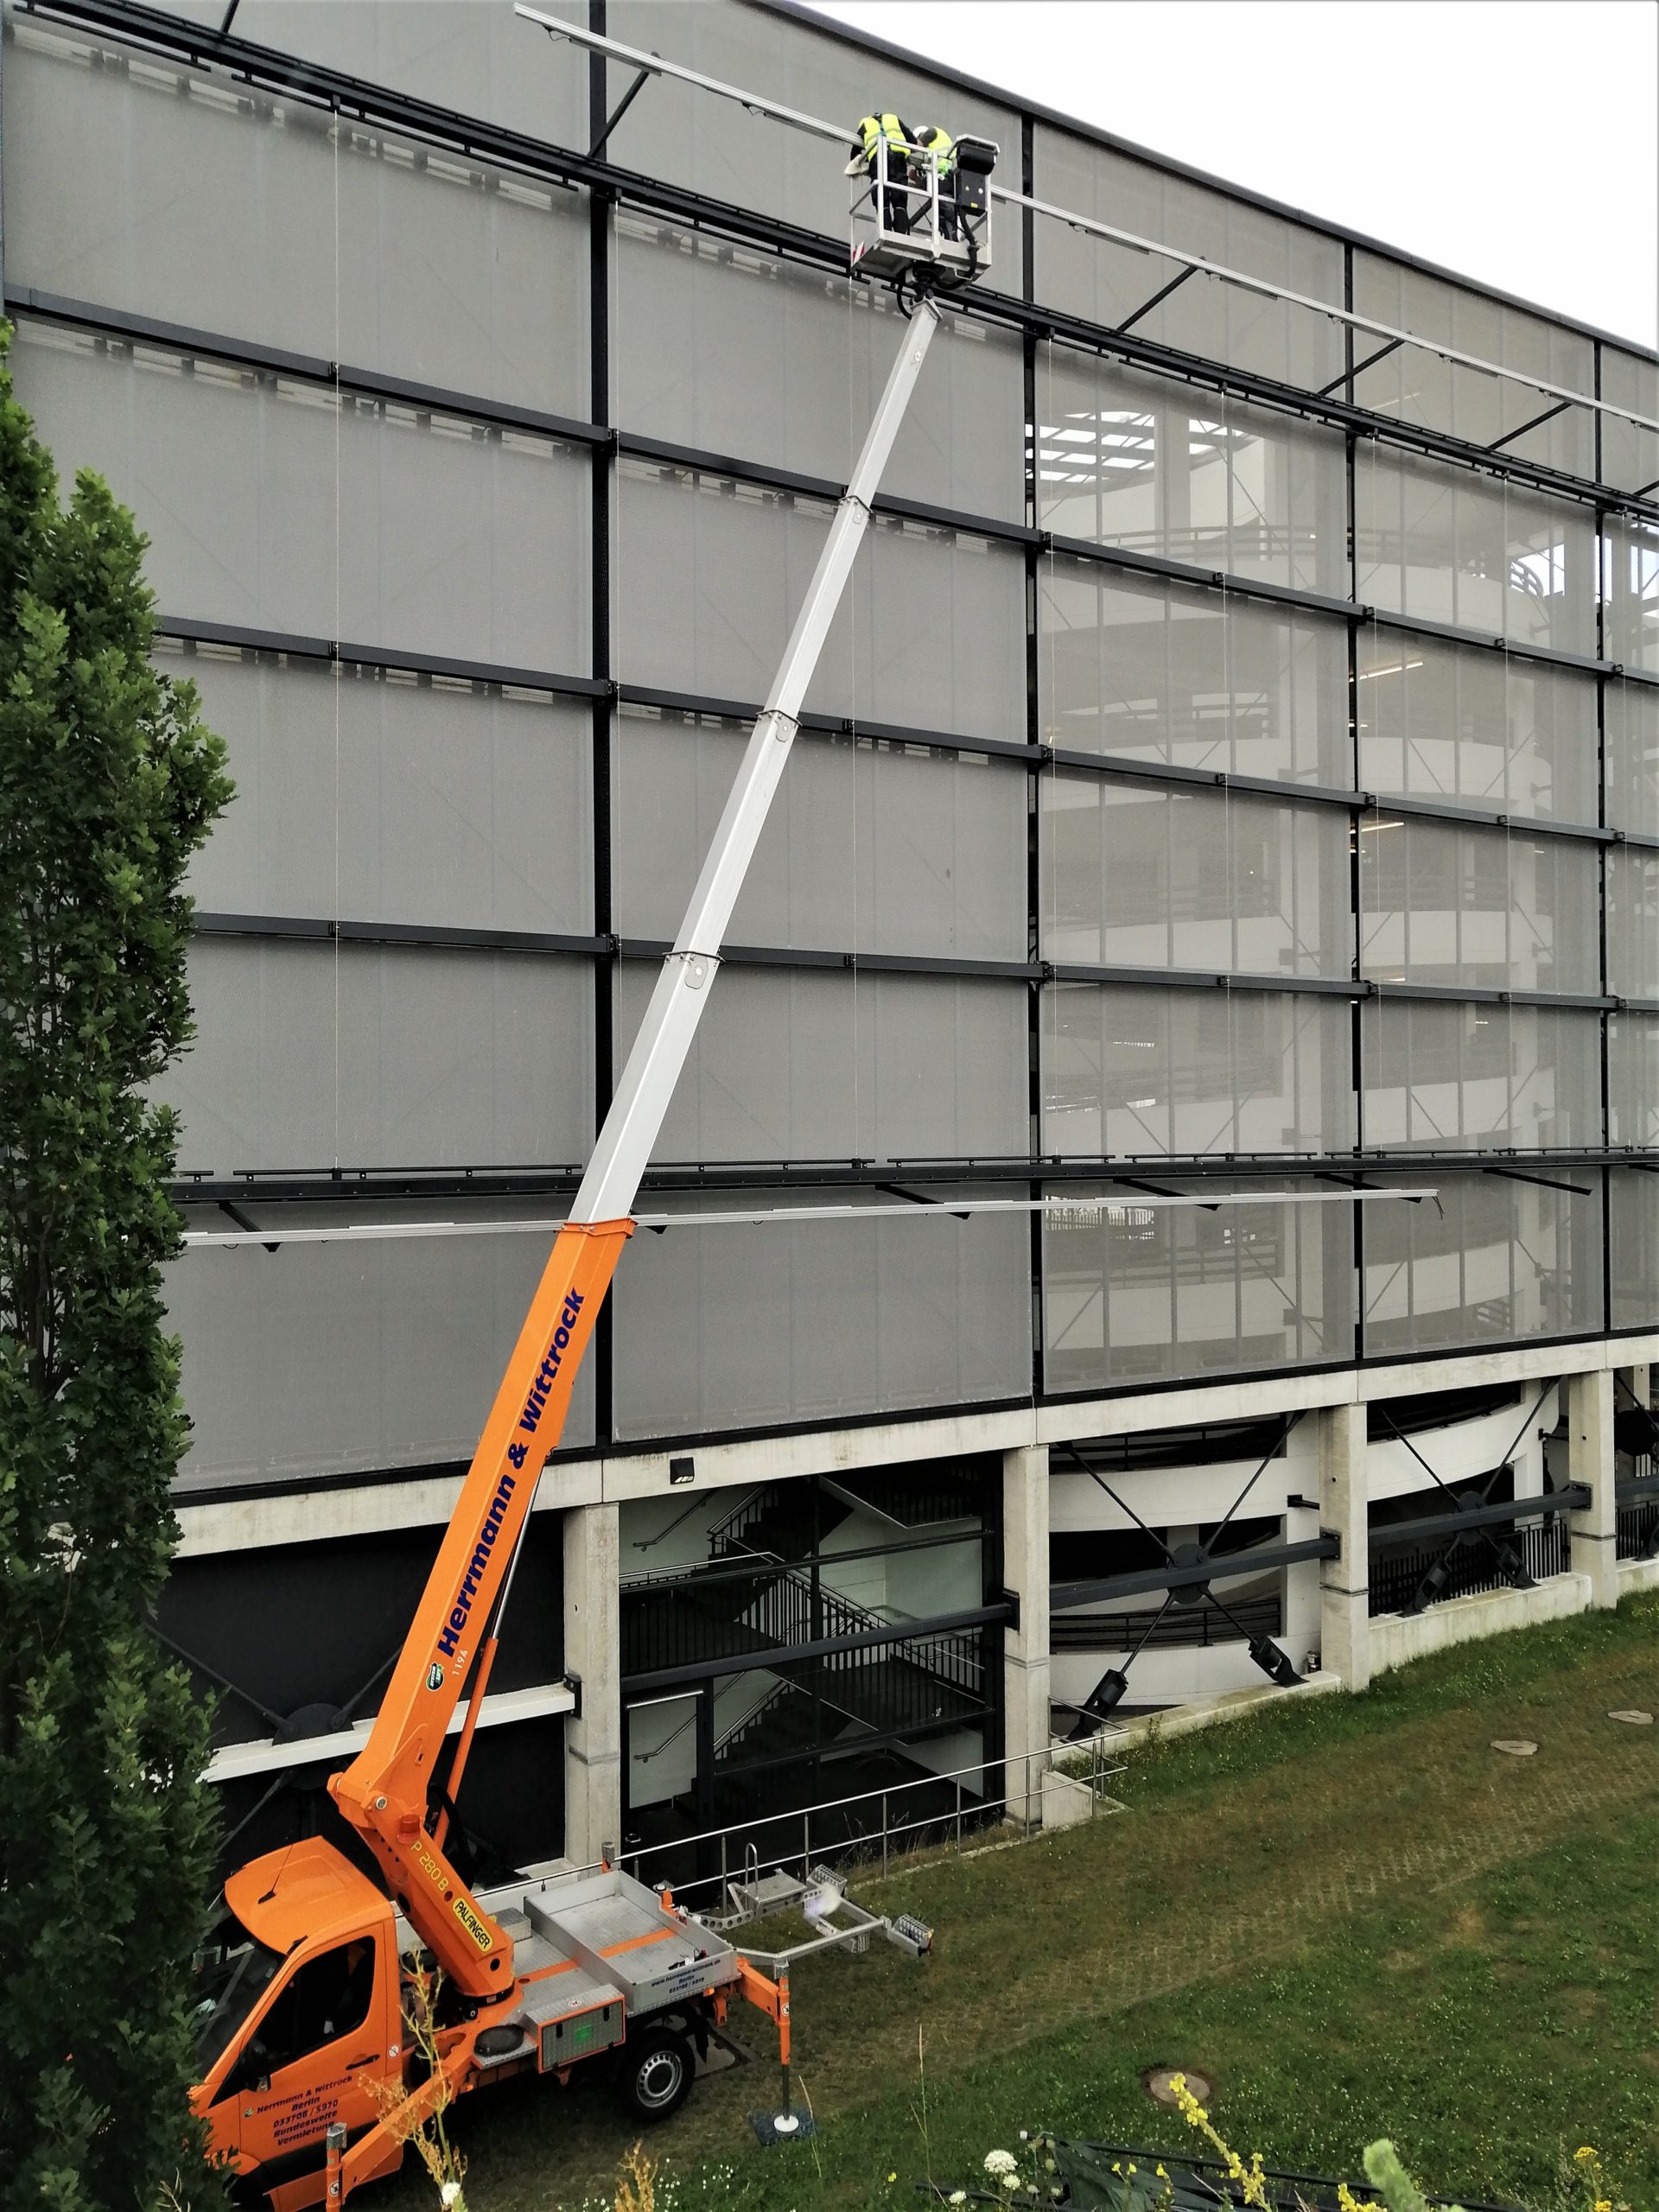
918, 126, 956, 177
856, 112, 907, 161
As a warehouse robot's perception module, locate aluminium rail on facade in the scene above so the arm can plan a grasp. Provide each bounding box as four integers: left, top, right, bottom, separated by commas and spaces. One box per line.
519, 7, 1659, 441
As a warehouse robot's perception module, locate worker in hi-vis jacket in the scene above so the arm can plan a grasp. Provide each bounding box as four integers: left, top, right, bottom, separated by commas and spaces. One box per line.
847, 110, 918, 233
913, 124, 959, 238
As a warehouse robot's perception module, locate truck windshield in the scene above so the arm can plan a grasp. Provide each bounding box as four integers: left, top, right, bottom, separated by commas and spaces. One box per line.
192, 1897, 283, 2077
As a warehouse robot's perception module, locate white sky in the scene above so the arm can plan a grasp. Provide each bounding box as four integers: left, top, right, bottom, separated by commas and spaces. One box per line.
806, 0, 1659, 350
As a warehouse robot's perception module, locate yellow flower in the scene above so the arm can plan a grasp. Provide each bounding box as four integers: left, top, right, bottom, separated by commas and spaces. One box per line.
1575, 2148, 1597, 2164
887, 2177, 896, 2186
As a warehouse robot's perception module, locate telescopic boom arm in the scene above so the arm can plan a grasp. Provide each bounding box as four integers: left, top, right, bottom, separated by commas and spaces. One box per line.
328, 303, 943, 1997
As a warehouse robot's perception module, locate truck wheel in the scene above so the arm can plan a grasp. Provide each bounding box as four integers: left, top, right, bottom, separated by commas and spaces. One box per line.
618, 2026, 694, 2122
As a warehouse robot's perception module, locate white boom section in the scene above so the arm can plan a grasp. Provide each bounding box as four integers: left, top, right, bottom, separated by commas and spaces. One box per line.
569, 302, 943, 1228
518, 4, 1659, 442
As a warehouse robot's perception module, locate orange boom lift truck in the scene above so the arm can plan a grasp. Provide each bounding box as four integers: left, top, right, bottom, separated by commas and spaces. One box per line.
186, 24, 996, 2203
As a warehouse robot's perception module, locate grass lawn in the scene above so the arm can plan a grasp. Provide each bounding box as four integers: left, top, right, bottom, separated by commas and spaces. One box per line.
392, 1594, 1659, 2212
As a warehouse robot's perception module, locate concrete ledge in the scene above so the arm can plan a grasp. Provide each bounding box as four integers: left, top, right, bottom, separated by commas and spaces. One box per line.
1083, 1671, 1344, 1757
1618, 1555, 1659, 1596
1371, 1573, 1592, 1675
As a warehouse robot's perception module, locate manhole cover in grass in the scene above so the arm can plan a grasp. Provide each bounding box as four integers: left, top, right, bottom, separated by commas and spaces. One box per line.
1491, 1738, 1539, 1756
1143, 2066, 1211, 2108
1608, 1709, 1654, 1726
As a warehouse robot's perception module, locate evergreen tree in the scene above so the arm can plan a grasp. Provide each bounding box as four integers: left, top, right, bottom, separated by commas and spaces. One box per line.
0, 324, 234, 2208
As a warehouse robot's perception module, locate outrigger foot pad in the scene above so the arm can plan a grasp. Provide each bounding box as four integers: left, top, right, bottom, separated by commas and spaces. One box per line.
752, 2109, 817, 2146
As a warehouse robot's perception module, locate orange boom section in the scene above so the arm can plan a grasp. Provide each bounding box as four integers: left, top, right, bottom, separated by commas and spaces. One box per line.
329, 1218, 632, 1998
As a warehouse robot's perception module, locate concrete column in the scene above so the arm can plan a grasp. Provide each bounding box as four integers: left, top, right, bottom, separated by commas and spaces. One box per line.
1567, 1368, 1618, 1609
1318, 1402, 1370, 1692
563, 1502, 622, 1866
1001, 1445, 1051, 1826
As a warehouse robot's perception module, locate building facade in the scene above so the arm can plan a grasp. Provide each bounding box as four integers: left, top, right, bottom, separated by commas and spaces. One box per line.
4, 0, 1657, 1880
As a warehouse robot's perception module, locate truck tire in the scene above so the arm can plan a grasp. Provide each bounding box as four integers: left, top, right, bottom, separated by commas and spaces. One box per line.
618, 2025, 694, 2122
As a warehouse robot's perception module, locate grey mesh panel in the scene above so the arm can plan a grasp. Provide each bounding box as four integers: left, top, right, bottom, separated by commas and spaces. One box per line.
3, 22, 338, 357
14, 323, 589, 667
1042, 772, 1352, 980
3, 24, 588, 414
210, 1, 588, 150
616, 466, 1023, 739
605, 3, 1023, 294
167, 939, 594, 1173
1039, 349, 1345, 597
1362, 1000, 1600, 1152
1359, 812, 1599, 995
614, 965, 1027, 1163
615, 225, 1023, 521
1042, 983, 1351, 1157
1605, 677, 1659, 839
15, 321, 338, 638
613, 715, 1024, 958
1611, 1169, 1659, 1328
610, 1187, 1030, 1440
1363, 1171, 1604, 1355
180, 652, 594, 932
338, 403, 589, 670
1608, 1013, 1659, 1148
1031, 124, 1343, 389
1357, 626, 1598, 826
1039, 557, 1349, 786
1356, 446, 1596, 658
334, 137, 588, 410
1602, 514, 1659, 675
1607, 848, 1659, 1001
1600, 350, 1659, 499
1041, 1178, 1353, 1391
168, 1217, 597, 1486
1352, 254, 1595, 476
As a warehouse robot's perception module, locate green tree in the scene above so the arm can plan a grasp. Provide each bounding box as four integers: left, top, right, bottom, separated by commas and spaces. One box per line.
0, 323, 234, 2208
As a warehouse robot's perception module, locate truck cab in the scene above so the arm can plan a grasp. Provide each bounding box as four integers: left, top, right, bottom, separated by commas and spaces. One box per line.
191, 1840, 401, 2196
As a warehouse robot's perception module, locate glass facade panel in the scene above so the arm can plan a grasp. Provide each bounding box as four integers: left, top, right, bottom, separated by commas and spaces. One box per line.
612, 1187, 1031, 1440
168, 940, 594, 1173
13, 321, 589, 668
614, 223, 1024, 521
1357, 447, 1596, 658
1039, 348, 1345, 596
1043, 983, 1351, 1159
614, 715, 1025, 960
168, 1211, 597, 1489
1042, 1179, 1353, 1391
1031, 124, 1344, 388
1363, 1172, 1604, 1356
615, 965, 1027, 1165
1359, 813, 1599, 995
178, 652, 594, 934
1608, 1012, 1659, 1149
1043, 772, 1351, 980
1605, 677, 1659, 839
1357, 626, 1598, 825
1606, 847, 1659, 1001
1602, 514, 1659, 674
616, 465, 1024, 741
1363, 1001, 1601, 1152
1039, 559, 1349, 787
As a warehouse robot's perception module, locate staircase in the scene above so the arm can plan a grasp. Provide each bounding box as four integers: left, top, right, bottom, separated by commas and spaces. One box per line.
707, 1483, 852, 1565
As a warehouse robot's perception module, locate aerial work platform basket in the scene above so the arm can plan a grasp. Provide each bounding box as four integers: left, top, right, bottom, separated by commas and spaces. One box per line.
849, 131, 998, 283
